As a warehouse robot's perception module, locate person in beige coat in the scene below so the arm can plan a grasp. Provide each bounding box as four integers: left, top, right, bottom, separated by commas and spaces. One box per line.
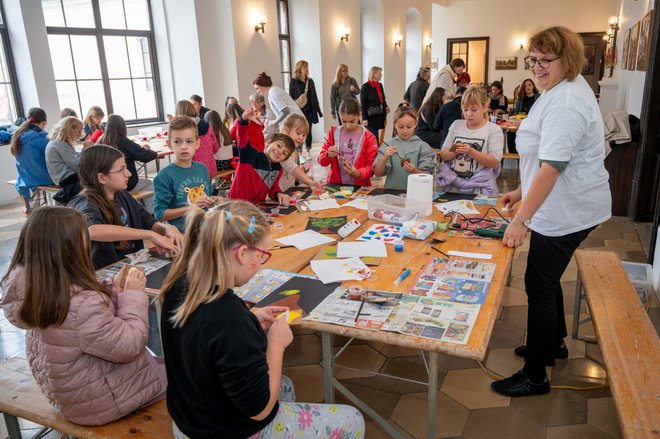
0, 206, 166, 426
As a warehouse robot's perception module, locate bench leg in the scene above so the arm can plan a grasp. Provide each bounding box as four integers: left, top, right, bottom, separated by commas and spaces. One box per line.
572, 272, 583, 339
3, 413, 22, 439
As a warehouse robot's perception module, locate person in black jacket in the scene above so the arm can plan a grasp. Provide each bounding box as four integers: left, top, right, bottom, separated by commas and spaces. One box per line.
404, 66, 431, 110
289, 60, 322, 157
435, 86, 465, 145
97, 114, 158, 210
415, 87, 445, 148
189, 94, 210, 120
360, 66, 389, 142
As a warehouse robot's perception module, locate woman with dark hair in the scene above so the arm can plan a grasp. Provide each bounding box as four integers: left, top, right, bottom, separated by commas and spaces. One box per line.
488, 80, 508, 115
515, 78, 541, 115
253, 72, 303, 129
492, 26, 611, 397
360, 66, 389, 142
289, 60, 323, 156
414, 87, 445, 148
223, 96, 238, 129
404, 66, 431, 110
10, 107, 54, 201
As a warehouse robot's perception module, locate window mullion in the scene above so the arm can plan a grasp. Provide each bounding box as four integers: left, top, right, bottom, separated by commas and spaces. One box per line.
91, 0, 113, 115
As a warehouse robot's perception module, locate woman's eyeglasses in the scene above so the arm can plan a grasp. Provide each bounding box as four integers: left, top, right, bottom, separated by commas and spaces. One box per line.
106, 165, 127, 174
231, 244, 272, 264
524, 56, 560, 69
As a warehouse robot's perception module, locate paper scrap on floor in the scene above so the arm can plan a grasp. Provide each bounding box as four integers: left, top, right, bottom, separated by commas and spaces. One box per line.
276, 229, 336, 250
310, 257, 372, 284
336, 241, 388, 258
435, 200, 480, 215
303, 199, 341, 211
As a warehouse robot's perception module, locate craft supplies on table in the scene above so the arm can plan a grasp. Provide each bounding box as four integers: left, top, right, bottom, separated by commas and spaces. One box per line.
367, 194, 428, 224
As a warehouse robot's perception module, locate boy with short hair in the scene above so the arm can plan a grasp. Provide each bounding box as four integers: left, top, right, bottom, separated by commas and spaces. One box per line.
228, 109, 295, 205
154, 116, 220, 232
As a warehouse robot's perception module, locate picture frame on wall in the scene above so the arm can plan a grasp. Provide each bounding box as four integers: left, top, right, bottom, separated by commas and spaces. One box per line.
627, 22, 640, 71
582, 44, 596, 75
636, 10, 654, 71
621, 28, 631, 70
495, 57, 517, 70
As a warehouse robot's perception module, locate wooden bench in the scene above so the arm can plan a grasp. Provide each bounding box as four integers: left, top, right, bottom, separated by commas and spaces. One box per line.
572, 250, 660, 438
212, 169, 235, 180
0, 357, 174, 439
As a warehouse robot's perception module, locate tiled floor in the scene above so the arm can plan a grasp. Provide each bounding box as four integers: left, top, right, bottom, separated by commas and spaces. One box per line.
0, 147, 657, 438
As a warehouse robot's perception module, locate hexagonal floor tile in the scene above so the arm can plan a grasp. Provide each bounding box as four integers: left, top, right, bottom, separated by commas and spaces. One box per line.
436, 353, 479, 371
337, 377, 406, 420
380, 355, 447, 388
283, 334, 322, 367
365, 420, 415, 439
510, 388, 587, 427
391, 391, 469, 438
334, 344, 387, 379
487, 320, 526, 350
497, 305, 528, 331
441, 368, 510, 409
369, 341, 421, 357
551, 358, 607, 388
500, 286, 528, 307
485, 348, 524, 378
283, 364, 325, 403
546, 424, 614, 439
462, 407, 546, 439
587, 397, 622, 438
604, 238, 643, 253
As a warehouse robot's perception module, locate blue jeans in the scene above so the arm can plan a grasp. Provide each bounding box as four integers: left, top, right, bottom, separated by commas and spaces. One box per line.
367, 127, 379, 141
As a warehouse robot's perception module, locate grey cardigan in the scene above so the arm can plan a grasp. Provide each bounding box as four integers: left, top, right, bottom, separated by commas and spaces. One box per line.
45, 139, 78, 185
330, 77, 360, 116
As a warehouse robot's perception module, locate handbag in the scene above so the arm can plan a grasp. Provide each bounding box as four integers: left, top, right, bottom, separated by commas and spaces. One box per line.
295, 79, 309, 108
366, 105, 383, 116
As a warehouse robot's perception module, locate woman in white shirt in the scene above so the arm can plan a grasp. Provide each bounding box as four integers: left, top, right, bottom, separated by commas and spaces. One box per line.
252, 72, 303, 129
492, 26, 611, 397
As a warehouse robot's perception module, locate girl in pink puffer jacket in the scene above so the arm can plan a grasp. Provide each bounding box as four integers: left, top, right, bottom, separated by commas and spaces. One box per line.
0, 206, 167, 426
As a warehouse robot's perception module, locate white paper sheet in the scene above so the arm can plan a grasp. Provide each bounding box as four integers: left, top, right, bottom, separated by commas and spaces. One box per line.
337, 241, 388, 258
447, 250, 493, 260
304, 199, 341, 211
435, 200, 480, 215
310, 257, 371, 284
341, 198, 369, 210
275, 229, 336, 250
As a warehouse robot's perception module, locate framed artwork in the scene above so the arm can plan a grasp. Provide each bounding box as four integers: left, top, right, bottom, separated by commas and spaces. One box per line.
627, 22, 640, 71
431, 58, 439, 72
495, 56, 517, 70
621, 28, 631, 69
582, 44, 596, 75
636, 10, 654, 71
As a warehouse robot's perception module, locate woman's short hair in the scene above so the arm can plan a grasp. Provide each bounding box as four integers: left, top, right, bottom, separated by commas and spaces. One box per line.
368, 66, 382, 82
527, 26, 585, 81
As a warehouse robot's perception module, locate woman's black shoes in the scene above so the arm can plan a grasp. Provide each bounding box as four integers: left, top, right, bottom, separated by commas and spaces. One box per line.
491, 370, 550, 397
514, 343, 569, 359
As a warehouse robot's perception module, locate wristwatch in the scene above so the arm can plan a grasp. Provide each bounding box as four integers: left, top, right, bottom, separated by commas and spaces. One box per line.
515, 215, 531, 227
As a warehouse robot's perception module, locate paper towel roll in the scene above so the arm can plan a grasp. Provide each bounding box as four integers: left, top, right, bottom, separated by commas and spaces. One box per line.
407, 174, 433, 216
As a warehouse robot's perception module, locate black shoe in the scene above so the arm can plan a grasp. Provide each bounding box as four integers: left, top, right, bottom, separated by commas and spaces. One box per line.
491, 370, 550, 397
514, 343, 568, 359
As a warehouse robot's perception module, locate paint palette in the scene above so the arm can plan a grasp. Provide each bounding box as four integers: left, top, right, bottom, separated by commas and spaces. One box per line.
356, 224, 402, 244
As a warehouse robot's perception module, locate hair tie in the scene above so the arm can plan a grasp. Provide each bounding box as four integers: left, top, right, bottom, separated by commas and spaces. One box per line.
247, 216, 255, 233
225, 211, 232, 221
28, 117, 36, 123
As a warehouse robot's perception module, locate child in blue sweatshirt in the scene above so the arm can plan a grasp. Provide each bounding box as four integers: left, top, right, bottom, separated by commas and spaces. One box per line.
154, 116, 221, 232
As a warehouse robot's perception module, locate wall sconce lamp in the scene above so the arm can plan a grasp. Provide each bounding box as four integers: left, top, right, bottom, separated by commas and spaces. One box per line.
340, 27, 351, 42
425, 38, 432, 50
605, 15, 619, 77
394, 34, 403, 47
516, 37, 527, 50
254, 15, 267, 33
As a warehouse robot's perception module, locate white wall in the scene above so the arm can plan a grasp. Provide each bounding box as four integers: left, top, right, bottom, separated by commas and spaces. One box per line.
405, 8, 422, 87
360, 0, 385, 85
612, 0, 653, 117
432, 0, 616, 96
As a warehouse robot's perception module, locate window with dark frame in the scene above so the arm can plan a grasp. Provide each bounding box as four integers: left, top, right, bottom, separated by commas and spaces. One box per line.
277, 0, 292, 92
0, 3, 23, 125
42, 0, 162, 124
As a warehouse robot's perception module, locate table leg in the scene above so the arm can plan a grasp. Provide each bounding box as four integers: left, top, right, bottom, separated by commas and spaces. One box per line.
572, 272, 583, 339
155, 157, 161, 173
3, 413, 22, 439
321, 332, 334, 404
427, 352, 438, 439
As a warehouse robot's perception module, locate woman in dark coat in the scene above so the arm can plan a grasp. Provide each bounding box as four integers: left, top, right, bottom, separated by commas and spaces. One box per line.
289, 60, 322, 156
360, 66, 389, 142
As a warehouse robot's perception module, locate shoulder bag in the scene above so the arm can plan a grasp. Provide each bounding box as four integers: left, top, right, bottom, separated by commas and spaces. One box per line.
295, 79, 309, 108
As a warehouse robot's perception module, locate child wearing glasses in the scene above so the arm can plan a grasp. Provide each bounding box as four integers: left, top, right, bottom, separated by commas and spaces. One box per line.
158, 200, 364, 439
437, 85, 504, 195
68, 144, 182, 269
153, 116, 221, 233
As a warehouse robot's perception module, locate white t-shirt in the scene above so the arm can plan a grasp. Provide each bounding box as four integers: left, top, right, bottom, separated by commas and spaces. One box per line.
516, 75, 611, 237
442, 119, 504, 179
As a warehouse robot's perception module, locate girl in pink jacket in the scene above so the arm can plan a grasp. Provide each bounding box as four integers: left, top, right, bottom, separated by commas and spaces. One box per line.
0, 206, 167, 426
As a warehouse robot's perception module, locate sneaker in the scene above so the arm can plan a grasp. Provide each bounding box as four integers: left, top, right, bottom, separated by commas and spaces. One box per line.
491, 370, 550, 397
305, 150, 313, 161
514, 343, 569, 360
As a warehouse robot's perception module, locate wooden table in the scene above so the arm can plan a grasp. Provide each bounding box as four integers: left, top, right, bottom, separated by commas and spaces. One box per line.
288, 202, 515, 439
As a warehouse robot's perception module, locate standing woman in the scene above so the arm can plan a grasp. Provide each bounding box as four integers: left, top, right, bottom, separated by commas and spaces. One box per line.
10, 107, 54, 202
404, 66, 431, 110
360, 66, 389, 142
253, 72, 303, 129
288, 60, 323, 157
492, 26, 611, 397
330, 63, 360, 125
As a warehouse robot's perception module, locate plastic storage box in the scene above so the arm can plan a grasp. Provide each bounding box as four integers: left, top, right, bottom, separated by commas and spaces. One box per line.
367, 195, 428, 224
621, 261, 655, 303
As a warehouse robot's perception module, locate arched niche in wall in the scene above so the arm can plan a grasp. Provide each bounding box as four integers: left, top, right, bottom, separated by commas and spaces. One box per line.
405, 7, 422, 87
359, 0, 384, 84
